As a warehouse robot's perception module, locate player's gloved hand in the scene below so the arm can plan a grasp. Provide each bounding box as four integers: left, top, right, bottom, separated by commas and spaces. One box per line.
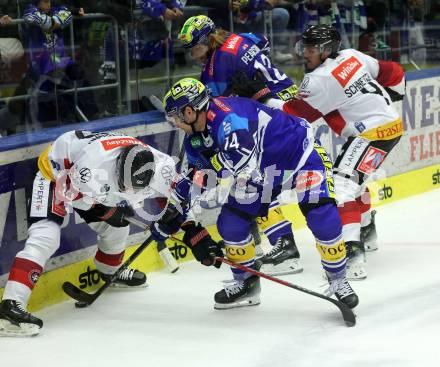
94, 203, 135, 227
228, 71, 273, 103
182, 222, 223, 268
384, 86, 405, 102
150, 203, 186, 242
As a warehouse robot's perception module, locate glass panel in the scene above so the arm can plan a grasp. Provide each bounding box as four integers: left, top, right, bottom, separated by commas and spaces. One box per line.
0, 0, 439, 133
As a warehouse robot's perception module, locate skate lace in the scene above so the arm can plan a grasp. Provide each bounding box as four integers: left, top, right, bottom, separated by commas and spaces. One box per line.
324, 278, 353, 298
14, 301, 31, 316
118, 268, 135, 281
265, 239, 282, 257
223, 280, 244, 297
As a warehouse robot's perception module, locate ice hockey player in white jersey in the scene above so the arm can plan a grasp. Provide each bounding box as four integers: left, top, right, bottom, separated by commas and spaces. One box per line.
0, 130, 176, 336
282, 25, 405, 279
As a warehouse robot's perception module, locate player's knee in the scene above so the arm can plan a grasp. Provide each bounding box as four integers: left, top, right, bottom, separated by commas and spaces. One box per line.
92, 222, 129, 254
217, 206, 251, 243
334, 174, 360, 203
19, 220, 61, 264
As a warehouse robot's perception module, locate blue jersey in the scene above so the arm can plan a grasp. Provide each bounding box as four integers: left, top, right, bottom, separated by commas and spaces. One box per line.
200, 33, 296, 100
141, 0, 183, 18
173, 97, 314, 204
23, 5, 73, 77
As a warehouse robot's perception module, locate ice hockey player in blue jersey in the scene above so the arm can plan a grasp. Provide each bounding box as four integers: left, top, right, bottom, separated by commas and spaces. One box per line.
178, 15, 302, 276
178, 15, 298, 103
161, 78, 359, 310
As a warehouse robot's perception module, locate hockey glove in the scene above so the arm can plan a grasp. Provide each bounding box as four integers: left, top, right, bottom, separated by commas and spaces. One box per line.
228, 71, 273, 103
93, 203, 135, 227
384, 86, 405, 102
182, 222, 223, 268
151, 203, 186, 242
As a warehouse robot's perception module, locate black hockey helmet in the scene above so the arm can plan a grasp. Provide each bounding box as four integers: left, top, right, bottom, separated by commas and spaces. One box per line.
300, 24, 341, 58
116, 144, 155, 192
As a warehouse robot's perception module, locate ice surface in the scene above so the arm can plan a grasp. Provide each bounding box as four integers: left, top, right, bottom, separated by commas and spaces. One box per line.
1, 189, 440, 367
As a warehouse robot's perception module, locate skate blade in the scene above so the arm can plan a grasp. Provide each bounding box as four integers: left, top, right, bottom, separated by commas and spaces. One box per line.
214, 295, 261, 310
347, 264, 367, 280
109, 282, 149, 289
255, 245, 264, 259
365, 241, 378, 252
261, 259, 303, 276
0, 319, 40, 337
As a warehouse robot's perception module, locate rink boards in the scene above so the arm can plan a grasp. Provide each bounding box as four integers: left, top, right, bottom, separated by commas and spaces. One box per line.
1, 68, 440, 312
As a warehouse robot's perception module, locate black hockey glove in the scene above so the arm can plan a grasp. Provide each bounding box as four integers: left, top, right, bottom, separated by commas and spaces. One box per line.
182, 222, 223, 268
228, 71, 273, 103
151, 203, 186, 242
93, 203, 135, 227
384, 86, 405, 102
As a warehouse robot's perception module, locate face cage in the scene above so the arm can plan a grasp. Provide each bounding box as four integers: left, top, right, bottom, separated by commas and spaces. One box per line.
166, 96, 208, 128
295, 39, 333, 57
185, 32, 209, 50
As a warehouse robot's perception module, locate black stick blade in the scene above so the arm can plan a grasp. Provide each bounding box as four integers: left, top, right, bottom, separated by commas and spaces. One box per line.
335, 300, 356, 327
62, 282, 96, 305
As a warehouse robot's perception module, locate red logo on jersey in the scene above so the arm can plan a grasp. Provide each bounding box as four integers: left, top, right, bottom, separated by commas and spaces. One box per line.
51, 190, 67, 217
220, 34, 243, 56
212, 98, 231, 112
331, 56, 362, 87
295, 171, 324, 192
357, 146, 386, 174
101, 138, 144, 151
207, 110, 216, 121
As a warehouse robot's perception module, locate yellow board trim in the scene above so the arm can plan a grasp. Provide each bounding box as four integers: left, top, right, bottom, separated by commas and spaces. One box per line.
2, 163, 440, 312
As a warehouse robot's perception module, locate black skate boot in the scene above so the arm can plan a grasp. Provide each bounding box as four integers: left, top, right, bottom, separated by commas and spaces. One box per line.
214, 275, 261, 309
361, 210, 378, 251
101, 268, 147, 288
250, 221, 263, 258
260, 234, 303, 276
345, 241, 367, 280
0, 300, 43, 337
325, 271, 359, 309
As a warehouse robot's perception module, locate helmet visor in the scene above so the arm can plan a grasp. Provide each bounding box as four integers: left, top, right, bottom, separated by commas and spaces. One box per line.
295, 40, 324, 57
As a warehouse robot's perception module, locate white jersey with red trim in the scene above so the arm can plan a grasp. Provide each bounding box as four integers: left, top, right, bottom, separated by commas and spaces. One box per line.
38, 130, 176, 209
284, 49, 405, 140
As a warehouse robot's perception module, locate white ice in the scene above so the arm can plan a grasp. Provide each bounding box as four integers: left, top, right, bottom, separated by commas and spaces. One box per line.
1, 189, 440, 367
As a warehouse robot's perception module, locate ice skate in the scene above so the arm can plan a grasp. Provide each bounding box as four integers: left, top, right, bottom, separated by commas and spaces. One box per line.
325, 271, 359, 309
101, 268, 148, 288
361, 210, 378, 251
214, 275, 261, 310
260, 234, 303, 276
0, 300, 43, 337
346, 241, 367, 280
250, 221, 264, 258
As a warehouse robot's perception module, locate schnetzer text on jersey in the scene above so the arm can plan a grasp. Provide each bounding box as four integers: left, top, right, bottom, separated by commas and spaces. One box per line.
344, 73, 372, 98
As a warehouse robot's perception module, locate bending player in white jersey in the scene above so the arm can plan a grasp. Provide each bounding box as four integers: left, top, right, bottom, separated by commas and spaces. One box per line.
282, 25, 405, 279
0, 130, 177, 336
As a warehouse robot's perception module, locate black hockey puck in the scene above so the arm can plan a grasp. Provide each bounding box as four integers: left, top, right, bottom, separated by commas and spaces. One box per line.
75, 301, 88, 308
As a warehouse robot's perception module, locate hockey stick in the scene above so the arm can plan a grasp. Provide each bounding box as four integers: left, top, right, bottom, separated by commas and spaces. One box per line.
126, 217, 179, 273
214, 257, 356, 327
62, 233, 155, 307
167, 235, 355, 326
